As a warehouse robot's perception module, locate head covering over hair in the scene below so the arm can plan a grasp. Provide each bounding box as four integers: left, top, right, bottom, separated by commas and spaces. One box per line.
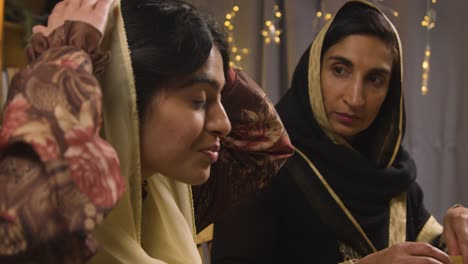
276, 0, 441, 253
89, 1, 201, 263
90, 1, 294, 262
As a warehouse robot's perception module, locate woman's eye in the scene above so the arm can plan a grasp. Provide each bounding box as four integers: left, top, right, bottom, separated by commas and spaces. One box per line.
332, 66, 347, 77
368, 75, 384, 87
192, 100, 207, 109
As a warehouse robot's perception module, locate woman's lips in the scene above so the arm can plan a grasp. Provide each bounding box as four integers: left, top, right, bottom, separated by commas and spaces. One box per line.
200, 150, 219, 163
335, 112, 357, 125
200, 144, 220, 163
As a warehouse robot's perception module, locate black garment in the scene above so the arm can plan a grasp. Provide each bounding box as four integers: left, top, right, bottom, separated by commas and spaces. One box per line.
212, 1, 441, 263
211, 154, 432, 263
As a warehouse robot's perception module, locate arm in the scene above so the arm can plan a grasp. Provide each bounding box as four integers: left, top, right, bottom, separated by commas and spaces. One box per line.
352, 183, 450, 264
0, 3, 124, 262
193, 68, 294, 231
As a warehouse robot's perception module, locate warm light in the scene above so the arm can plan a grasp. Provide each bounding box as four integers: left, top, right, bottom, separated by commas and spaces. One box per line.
269, 25, 275, 31
228, 37, 233, 42
265, 20, 272, 26
432, 0, 437, 3
224, 21, 231, 27
232, 47, 238, 53
233, 6, 239, 12
226, 14, 232, 20
274, 5, 279, 11
229, 61, 235, 67
262, 30, 268, 37
242, 48, 249, 54
422, 61, 429, 70
427, 22, 435, 30
265, 37, 271, 44
275, 12, 282, 18
393, 11, 399, 17
421, 86, 428, 95
274, 37, 281, 43
235, 55, 242, 61
425, 50, 431, 57
421, 21, 428, 27
424, 16, 430, 21
229, 25, 234, 31
275, 30, 281, 36
422, 73, 429, 80
325, 13, 332, 20
316, 11, 323, 17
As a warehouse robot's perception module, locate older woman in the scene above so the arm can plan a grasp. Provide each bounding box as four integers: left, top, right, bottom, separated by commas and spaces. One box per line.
212, 1, 468, 264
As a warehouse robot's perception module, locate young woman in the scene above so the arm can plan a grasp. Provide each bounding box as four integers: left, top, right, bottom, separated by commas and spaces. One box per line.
212, 1, 468, 264
0, 0, 293, 263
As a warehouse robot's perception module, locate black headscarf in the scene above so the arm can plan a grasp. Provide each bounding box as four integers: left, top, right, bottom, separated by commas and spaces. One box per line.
276, 1, 417, 251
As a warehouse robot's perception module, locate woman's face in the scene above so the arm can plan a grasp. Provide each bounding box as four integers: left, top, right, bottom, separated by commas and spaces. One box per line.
140, 47, 231, 185
320, 34, 393, 142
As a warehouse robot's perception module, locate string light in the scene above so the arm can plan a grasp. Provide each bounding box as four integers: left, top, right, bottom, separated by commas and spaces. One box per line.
420, 0, 437, 95
261, 3, 283, 44
224, 3, 249, 68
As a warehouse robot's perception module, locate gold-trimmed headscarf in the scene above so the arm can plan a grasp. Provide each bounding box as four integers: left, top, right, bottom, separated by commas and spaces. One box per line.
89, 1, 201, 263
307, 0, 403, 168
276, 0, 442, 254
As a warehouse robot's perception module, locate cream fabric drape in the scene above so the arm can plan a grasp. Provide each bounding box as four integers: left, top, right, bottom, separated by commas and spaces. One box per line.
90, 1, 201, 263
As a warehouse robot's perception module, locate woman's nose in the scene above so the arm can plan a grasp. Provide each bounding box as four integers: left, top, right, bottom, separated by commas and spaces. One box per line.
207, 102, 231, 137
344, 78, 365, 108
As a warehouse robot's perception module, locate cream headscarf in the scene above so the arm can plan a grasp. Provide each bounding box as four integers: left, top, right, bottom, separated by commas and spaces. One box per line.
90, 1, 201, 263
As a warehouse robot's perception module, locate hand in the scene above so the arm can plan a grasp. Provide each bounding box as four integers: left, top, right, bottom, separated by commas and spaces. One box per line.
356, 242, 452, 264
443, 205, 468, 264
32, 0, 115, 36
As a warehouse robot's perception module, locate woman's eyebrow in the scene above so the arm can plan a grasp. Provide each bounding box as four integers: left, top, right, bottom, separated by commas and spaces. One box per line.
181, 75, 222, 92
328, 55, 353, 67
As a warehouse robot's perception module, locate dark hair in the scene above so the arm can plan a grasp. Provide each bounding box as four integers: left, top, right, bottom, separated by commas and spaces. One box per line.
121, 0, 229, 121
321, 2, 399, 66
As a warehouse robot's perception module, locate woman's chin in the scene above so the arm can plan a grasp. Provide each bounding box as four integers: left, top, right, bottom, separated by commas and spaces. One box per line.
170, 167, 211, 186
187, 170, 211, 186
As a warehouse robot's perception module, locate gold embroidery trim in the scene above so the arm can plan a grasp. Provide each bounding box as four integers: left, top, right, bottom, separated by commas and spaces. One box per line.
416, 215, 442, 243
388, 192, 407, 246
295, 147, 377, 252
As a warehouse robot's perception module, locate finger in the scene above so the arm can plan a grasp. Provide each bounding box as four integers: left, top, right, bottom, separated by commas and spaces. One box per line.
405, 256, 448, 264
48, 0, 68, 27
66, 0, 81, 10
411, 256, 449, 264
51, 0, 68, 13
32, 25, 47, 35
408, 242, 452, 264
63, 0, 81, 18
80, 0, 97, 8
446, 232, 461, 256
94, 0, 114, 13
451, 212, 468, 264
47, 13, 63, 30
445, 224, 462, 255
459, 235, 468, 264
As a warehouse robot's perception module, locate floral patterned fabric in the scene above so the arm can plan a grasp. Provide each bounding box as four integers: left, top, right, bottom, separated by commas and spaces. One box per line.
0, 21, 125, 263
193, 68, 294, 231
0, 18, 293, 262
